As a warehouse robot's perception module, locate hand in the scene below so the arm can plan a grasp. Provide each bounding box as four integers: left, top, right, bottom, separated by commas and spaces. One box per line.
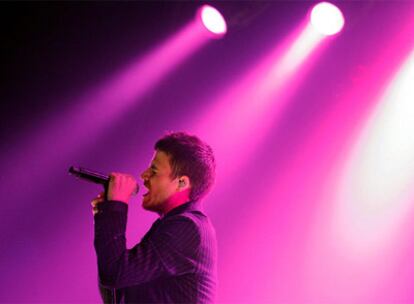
107, 172, 138, 204
91, 192, 105, 215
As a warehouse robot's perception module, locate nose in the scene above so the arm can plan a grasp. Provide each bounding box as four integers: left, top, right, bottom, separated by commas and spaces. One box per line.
141, 168, 150, 181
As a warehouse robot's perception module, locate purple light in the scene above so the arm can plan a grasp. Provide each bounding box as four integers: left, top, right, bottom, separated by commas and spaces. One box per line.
199, 5, 227, 37
310, 2, 345, 36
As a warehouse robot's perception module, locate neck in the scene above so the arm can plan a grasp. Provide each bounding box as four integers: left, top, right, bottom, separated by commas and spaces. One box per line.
158, 200, 189, 218
158, 189, 191, 217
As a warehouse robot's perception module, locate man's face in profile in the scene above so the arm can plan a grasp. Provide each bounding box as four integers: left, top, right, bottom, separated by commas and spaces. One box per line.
140, 150, 179, 213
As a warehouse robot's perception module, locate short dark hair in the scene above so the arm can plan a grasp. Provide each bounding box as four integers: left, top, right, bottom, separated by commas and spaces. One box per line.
155, 132, 216, 202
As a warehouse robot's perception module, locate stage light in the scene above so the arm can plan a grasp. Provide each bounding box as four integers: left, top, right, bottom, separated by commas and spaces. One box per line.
199, 5, 227, 37
310, 2, 344, 36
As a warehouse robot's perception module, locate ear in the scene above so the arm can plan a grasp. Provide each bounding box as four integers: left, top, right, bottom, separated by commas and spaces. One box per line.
177, 176, 191, 191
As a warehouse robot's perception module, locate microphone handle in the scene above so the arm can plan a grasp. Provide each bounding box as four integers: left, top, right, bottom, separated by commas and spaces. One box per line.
68, 166, 110, 185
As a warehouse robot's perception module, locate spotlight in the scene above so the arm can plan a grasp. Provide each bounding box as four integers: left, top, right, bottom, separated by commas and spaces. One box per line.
310, 2, 344, 36
199, 4, 227, 37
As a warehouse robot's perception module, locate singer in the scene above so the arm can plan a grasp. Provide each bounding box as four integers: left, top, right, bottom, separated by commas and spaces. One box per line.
91, 132, 217, 303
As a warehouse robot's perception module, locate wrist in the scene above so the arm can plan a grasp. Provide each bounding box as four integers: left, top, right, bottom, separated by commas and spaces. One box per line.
107, 196, 129, 204
98, 200, 129, 212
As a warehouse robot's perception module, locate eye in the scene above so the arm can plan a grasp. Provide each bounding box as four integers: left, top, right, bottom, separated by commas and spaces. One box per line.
150, 166, 157, 176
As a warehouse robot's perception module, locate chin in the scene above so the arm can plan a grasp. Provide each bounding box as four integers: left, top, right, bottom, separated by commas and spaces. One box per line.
142, 200, 151, 210
142, 200, 156, 212
143, 199, 166, 214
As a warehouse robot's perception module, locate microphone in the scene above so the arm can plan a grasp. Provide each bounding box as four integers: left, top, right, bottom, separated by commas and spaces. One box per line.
68, 166, 139, 195
68, 166, 110, 187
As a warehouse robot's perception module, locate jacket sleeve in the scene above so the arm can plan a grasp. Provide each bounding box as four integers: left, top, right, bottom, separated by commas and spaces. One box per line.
94, 201, 200, 289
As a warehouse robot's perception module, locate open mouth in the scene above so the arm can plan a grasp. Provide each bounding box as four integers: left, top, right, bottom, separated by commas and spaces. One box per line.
143, 183, 150, 197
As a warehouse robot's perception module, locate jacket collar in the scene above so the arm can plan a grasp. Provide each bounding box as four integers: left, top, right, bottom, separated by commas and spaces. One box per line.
163, 200, 203, 218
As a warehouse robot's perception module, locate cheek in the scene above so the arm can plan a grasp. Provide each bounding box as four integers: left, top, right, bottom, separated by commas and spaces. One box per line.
153, 179, 176, 196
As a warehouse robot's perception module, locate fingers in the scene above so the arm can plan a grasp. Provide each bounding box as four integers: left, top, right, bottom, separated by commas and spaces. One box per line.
91, 192, 105, 215
91, 192, 105, 205
107, 172, 138, 203
90, 172, 138, 214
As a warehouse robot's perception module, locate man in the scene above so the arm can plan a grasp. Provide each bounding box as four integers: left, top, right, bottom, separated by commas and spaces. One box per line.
91, 132, 217, 303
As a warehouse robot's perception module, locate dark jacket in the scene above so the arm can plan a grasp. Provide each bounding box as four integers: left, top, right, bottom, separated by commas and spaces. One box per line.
94, 200, 217, 303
